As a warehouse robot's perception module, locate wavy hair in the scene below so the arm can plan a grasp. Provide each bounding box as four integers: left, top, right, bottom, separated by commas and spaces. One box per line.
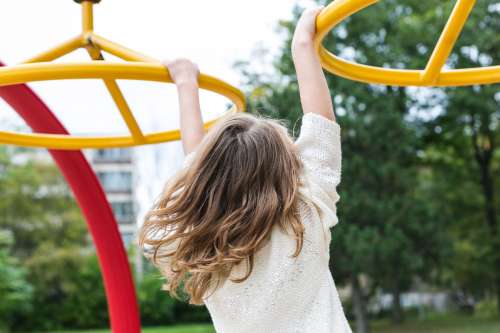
139, 113, 304, 304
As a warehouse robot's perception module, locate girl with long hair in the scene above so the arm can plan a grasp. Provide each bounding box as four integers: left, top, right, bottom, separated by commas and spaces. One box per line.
139, 7, 351, 332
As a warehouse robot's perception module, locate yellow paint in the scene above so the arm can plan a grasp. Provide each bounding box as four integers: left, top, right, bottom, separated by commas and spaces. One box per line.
0, 1, 245, 150
315, 0, 500, 86
82, 1, 94, 33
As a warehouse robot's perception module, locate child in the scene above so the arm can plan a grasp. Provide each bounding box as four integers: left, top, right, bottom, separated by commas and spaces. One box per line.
139, 7, 351, 333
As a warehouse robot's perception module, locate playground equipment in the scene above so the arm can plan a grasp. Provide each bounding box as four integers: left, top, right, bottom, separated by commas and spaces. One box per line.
315, 0, 500, 86
0, 69, 140, 332
0, 1, 245, 332
0, 0, 246, 150
1, 1, 498, 333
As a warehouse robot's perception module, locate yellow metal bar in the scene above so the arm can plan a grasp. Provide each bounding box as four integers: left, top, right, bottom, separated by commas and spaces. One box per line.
317, 46, 422, 85
0, 62, 246, 149
0, 118, 222, 150
315, 0, 378, 43
0, 107, 236, 150
0, 129, 173, 149
21, 35, 82, 63
420, 0, 476, 84
0, 63, 246, 108
317, 46, 499, 86
85, 45, 146, 143
82, 1, 94, 33
102, 80, 146, 143
90, 34, 156, 62
313, 0, 499, 87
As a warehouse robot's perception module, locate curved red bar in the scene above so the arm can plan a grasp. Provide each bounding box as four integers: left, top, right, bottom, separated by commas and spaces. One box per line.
0, 61, 141, 333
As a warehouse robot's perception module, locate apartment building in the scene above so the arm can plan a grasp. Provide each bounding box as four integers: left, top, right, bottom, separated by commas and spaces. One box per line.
87, 148, 138, 248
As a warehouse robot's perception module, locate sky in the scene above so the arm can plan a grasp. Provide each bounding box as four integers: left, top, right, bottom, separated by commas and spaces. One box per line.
0, 0, 313, 225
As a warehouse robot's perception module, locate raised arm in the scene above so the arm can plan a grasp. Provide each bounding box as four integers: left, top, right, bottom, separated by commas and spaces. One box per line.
163, 59, 205, 154
292, 7, 336, 122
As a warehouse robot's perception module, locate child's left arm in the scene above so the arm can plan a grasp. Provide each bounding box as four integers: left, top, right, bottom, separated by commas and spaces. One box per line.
163, 59, 205, 155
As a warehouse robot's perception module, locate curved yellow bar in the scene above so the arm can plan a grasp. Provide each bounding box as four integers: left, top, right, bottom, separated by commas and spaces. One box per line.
0, 62, 245, 149
314, 0, 500, 86
0, 114, 225, 149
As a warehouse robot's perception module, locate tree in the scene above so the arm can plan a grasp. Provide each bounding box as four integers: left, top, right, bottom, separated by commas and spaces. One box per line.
415, 0, 500, 311
0, 146, 96, 330
0, 147, 88, 260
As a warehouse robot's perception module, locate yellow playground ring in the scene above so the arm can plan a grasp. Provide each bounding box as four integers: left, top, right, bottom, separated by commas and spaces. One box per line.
0, 1, 245, 150
0, 62, 245, 149
315, 0, 500, 86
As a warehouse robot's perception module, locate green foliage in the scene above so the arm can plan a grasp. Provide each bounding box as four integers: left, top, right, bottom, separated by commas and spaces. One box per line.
138, 272, 176, 326
13, 249, 108, 331
236, 0, 499, 326
138, 266, 211, 326
0, 147, 104, 331
0, 230, 33, 332
0, 147, 88, 261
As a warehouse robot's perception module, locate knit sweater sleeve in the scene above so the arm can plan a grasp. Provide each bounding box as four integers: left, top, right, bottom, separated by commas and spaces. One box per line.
294, 113, 342, 229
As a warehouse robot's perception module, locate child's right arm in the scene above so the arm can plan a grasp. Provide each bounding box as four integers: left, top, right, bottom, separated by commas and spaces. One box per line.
163, 59, 205, 155
292, 7, 336, 122
292, 8, 342, 232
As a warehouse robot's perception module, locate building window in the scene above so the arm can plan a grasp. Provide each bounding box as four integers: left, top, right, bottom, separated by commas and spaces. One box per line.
111, 202, 135, 223
94, 148, 132, 163
122, 232, 135, 248
97, 171, 132, 193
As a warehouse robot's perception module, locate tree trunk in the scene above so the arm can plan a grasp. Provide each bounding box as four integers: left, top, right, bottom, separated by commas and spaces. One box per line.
391, 284, 404, 324
479, 163, 500, 314
470, 121, 499, 313
478, 154, 498, 236
351, 274, 370, 333
496, 276, 500, 315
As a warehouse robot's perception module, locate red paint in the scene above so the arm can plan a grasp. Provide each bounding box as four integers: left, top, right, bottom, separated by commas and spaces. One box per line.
0, 61, 141, 333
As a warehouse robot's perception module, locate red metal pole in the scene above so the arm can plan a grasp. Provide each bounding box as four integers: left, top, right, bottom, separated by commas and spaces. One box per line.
0, 61, 141, 333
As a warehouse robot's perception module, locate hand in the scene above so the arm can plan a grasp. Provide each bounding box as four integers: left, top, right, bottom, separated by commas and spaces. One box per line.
163, 58, 200, 87
291, 6, 323, 52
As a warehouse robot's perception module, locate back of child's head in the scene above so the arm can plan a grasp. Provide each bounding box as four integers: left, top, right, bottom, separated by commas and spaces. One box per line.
139, 113, 304, 304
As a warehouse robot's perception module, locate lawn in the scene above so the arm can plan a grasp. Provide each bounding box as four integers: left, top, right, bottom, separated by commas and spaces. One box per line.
50, 324, 215, 333
371, 314, 500, 333
49, 315, 500, 333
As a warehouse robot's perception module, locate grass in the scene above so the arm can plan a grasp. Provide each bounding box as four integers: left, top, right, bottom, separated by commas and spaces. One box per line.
371, 314, 500, 333
50, 324, 214, 333
48, 315, 500, 333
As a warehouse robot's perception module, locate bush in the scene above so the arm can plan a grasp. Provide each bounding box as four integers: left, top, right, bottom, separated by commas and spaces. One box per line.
16, 250, 108, 331
0, 230, 33, 332
475, 298, 498, 319
138, 271, 177, 326
138, 267, 211, 326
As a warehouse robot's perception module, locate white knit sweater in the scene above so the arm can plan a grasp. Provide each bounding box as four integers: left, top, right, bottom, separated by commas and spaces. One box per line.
145, 113, 351, 333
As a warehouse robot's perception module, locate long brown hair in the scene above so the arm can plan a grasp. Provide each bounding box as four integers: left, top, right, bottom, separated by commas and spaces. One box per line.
139, 113, 304, 304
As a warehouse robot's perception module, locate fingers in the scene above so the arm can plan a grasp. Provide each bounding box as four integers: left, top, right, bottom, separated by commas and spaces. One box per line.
162, 58, 198, 71
301, 5, 324, 17
293, 5, 325, 48
161, 58, 200, 85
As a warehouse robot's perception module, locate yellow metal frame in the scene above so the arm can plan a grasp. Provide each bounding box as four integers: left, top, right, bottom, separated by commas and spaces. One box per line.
315, 0, 500, 86
0, 1, 245, 149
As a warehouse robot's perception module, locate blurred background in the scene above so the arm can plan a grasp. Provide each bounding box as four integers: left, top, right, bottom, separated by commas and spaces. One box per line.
0, 0, 499, 332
